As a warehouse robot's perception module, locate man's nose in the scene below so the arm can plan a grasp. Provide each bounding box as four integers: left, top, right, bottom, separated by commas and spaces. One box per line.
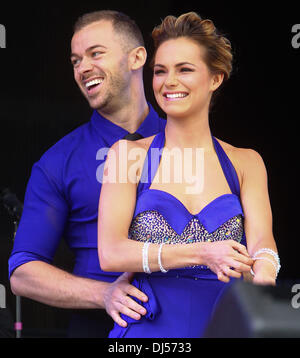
77, 56, 94, 75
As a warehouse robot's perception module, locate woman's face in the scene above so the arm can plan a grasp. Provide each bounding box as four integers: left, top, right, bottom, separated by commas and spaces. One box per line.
152, 37, 222, 119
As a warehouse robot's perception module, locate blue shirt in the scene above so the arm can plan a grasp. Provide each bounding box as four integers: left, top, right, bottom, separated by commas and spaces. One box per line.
8, 104, 166, 282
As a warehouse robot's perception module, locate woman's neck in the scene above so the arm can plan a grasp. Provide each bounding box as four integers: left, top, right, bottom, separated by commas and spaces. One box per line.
164, 111, 214, 152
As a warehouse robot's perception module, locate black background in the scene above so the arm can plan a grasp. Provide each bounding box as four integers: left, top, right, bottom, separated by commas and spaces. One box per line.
0, 0, 299, 337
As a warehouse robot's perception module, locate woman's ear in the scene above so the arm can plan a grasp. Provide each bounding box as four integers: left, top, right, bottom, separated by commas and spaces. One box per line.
128, 46, 147, 71
211, 73, 224, 92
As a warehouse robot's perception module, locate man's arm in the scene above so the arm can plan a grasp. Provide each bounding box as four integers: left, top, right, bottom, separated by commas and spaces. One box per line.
10, 261, 148, 327
10, 261, 106, 308
9, 159, 147, 327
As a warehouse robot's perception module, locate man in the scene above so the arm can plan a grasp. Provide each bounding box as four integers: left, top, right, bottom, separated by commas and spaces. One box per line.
8, 10, 165, 337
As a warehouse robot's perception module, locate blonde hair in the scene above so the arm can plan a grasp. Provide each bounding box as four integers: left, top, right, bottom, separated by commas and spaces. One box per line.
151, 12, 232, 81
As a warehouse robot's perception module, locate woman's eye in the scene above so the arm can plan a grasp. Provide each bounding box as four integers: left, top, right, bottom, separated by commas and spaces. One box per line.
180, 67, 193, 72
154, 69, 165, 75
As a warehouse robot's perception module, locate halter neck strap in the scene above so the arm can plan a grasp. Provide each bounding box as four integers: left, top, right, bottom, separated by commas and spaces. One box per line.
137, 132, 241, 197
212, 136, 241, 197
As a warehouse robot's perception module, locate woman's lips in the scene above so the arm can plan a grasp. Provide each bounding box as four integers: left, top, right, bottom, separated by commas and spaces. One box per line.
163, 92, 189, 101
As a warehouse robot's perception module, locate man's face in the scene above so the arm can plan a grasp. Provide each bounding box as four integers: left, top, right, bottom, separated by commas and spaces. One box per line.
71, 20, 131, 113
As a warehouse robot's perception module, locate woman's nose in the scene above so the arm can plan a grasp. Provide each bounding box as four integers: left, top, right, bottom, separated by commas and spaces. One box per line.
165, 71, 178, 87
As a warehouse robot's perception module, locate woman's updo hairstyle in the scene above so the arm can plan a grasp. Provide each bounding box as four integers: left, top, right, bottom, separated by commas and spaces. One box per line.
151, 12, 233, 82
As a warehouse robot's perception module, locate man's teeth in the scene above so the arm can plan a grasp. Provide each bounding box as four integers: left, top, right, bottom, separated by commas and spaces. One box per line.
85, 79, 103, 89
165, 93, 187, 99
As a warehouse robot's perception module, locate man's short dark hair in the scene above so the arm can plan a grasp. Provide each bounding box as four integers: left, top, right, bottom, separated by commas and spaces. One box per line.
73, 10, 145, 51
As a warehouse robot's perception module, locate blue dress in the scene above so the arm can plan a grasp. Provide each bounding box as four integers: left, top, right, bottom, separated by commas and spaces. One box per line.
109, 131, 246, 338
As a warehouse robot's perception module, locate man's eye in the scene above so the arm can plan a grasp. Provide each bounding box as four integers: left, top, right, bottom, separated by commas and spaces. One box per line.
71, 58, 80, 67
92, 51, 103, 57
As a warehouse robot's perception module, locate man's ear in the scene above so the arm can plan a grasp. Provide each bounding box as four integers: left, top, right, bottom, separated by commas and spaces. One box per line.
128, 46, 147, 71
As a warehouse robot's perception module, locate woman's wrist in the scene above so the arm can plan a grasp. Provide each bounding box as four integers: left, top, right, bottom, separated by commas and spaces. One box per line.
252, 257, 277, 280
188, 242, 208, 267
158, 241, 208, 270
250, 247, 280, 280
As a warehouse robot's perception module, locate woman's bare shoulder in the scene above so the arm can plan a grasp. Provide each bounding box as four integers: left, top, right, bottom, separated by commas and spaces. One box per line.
216, 138, 266, 181
217, 138, 261, 159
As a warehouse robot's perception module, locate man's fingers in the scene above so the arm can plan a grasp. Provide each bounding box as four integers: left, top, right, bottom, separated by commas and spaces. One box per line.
121, 272, 135, 282
119, 303, 142, 321
111, 299, 144, 326
107, 297, 145, 327
105, 274, 149, 327
126, 285, 148, 303
110, 310, 128, 328
119, 293, 147, 316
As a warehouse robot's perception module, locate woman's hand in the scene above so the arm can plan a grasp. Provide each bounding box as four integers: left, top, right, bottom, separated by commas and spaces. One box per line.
201, 240, 254, 283
250, 258, 277, 286
252, 271, 276, 286
103, 272, 148, 327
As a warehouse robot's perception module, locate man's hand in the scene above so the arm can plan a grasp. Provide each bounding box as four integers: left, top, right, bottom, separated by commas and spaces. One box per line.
103, 272, 148, 327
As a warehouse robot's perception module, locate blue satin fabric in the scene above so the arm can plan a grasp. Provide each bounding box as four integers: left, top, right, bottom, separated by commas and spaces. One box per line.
109, 132, 246, 338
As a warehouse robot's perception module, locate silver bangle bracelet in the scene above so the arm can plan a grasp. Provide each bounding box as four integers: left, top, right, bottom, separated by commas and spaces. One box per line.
158, 243, 168, 273
251, 247, 281, 278
142, 242, 151, 274
253, 248, 280, 264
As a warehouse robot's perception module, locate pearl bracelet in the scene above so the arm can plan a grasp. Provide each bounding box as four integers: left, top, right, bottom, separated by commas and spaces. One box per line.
253, 248, 280, 263
250, 247, 281, 278
158, 243, 168, 273
142, 242, 151, 274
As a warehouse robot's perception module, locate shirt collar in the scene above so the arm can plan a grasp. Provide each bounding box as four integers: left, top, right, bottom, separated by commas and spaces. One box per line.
90, 103, 165, 147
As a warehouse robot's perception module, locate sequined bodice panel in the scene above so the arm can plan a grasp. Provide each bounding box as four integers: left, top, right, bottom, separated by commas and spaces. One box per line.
129, 210, 244, 245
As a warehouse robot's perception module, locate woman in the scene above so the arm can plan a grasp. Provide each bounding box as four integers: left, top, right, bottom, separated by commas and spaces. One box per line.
98, 12, 280, 338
